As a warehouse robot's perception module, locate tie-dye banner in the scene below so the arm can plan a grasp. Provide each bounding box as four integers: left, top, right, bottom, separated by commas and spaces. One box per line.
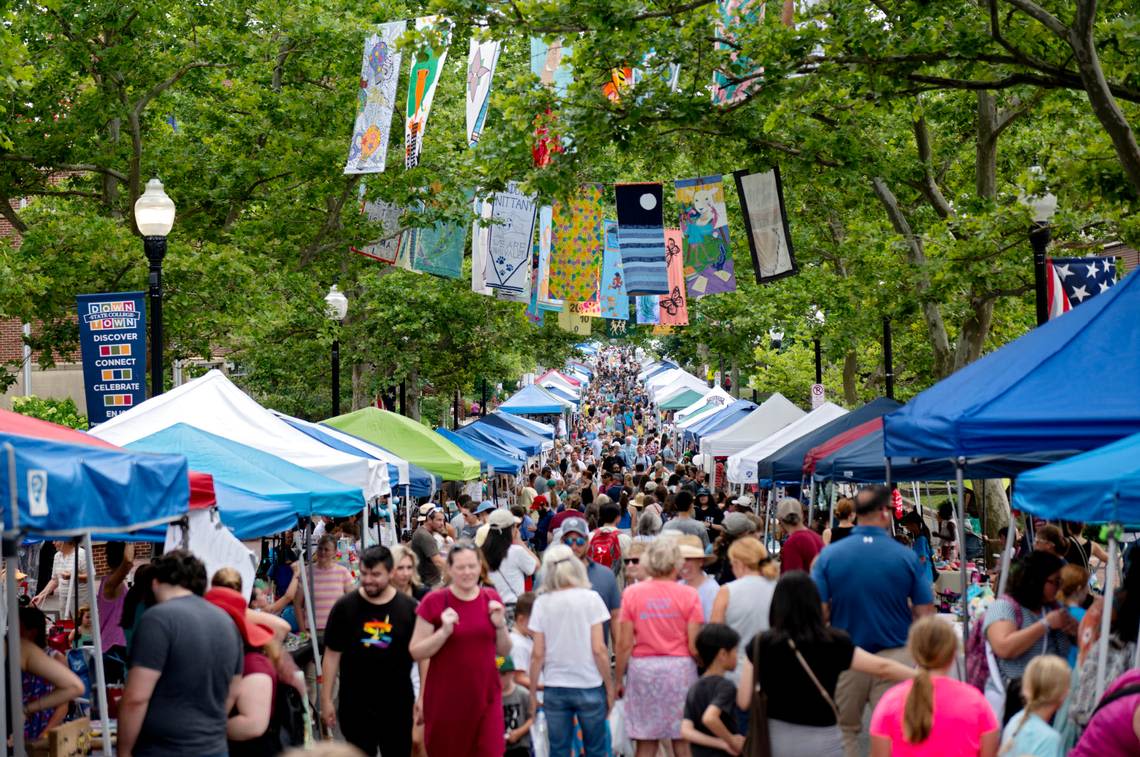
599, 221, 630, 320
615, 183, 669, 296
405, 17, 450, 169
557, 305, 591, 335
658, 228, 689, 326
471, 197, 493, 295
352, 194, 405, 264
535, 206, 563, 313
712, 0, 764, 107
734, 166, 798, 284
466, 38, 500, 147
636, 295, 660, 325
408, 221, 465, 279
345, 21, 406, 174
675, 175, 736, 297
549, 185, 605, 302
486, 183, 538, 298
530, 38, 573, 96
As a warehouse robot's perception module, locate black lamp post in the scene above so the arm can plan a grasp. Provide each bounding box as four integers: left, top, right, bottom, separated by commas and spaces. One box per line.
325, 285, 348, 416
1020, 165, 1058, 327
134, 178, 176, 399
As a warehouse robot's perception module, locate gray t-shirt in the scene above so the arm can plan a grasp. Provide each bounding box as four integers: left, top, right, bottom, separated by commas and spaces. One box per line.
502, 684, 532, 749
131, 594, 243, 757
662, 516, 710, 549
411, 526, 442, 587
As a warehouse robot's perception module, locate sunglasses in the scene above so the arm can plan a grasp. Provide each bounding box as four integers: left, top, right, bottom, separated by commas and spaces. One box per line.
624, 558, 639, 565
563, 536, 587, 547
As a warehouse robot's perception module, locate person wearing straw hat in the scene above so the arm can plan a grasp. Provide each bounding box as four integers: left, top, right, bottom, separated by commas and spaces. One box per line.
674, 534, 719, 621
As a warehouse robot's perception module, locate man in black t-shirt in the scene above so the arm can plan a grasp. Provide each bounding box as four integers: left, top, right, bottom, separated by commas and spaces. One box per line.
695, 487, 725, 537
322, 545, 420, 757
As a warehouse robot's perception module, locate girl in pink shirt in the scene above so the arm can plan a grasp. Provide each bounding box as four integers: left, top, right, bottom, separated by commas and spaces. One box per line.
870, 617, 999, 757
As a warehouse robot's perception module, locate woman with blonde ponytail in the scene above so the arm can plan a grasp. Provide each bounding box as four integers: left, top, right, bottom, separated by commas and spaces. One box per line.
870, 617, 999, 756
1000, 655, 1069, 757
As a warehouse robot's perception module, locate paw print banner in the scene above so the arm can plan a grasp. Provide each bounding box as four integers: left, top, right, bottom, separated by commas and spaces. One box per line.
549, 185, 606, 302
675, 175, 736, 297
344, 21, 406, 174
485, 183, 538, 298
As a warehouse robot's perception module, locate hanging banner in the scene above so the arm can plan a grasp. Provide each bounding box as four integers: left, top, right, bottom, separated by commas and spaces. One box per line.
536, 206, 563, 313
615, 183, 669, 296
526, 238, 544, 326
530, 38, 573, 96
675, 175, 736, 297
466, 38, 501, 147
345, 21, 406, 174
635, 295, 660, 325
410, 221, 465, 279
658, 229, 689, 326
352, 194, 405, 264
599, 220, 631, 320
734, 166, 798, 284
405, 16, 450, 169
486, 183, 538, 298
549, 185, 605, 302
606, 317, 630, 338
471, 197, 494, 294
77, 292, 147, 426
557, 304, 592, 335
712, 0, 764, 106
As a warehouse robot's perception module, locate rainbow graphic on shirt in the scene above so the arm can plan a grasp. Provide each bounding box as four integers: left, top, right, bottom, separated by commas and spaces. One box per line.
362, 617, 393, 648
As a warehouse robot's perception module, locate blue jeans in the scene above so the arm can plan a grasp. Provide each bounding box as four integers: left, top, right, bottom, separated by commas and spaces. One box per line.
544, 685, 609, 757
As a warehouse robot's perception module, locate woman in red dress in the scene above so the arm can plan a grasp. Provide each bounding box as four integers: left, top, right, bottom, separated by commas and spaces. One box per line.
411, 541, 513, 756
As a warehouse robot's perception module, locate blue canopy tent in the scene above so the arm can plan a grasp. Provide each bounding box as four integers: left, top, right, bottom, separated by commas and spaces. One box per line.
545, 384, 580, 406
499, 384, 569, 415
501, 412, 556, 439
458, 421, 543, 458
102, 482, 299, 542
684, 399, 757, 444
127, 424, 365, 518
436, 429, 524, 475
482, 412, 555, 447
883, 268, 1140, 460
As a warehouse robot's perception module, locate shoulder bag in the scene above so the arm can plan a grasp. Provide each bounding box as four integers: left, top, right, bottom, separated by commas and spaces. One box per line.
743, 634, 772, 757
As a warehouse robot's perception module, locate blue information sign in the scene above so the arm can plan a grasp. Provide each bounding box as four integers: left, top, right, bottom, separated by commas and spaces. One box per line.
76, 291, 147, 426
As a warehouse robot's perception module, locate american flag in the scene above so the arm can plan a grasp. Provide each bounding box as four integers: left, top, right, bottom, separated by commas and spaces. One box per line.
1046, 256, 1117, 319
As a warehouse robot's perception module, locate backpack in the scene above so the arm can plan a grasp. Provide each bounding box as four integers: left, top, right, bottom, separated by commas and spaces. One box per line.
589, 527, 622, 569
965, 594, 1022, 691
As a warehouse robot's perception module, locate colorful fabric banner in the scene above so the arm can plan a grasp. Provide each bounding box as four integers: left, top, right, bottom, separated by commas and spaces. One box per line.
409, 221, 465, 279
557, 305, 591, 335
549, 185, 605, 302
530, 38, 573, 96
636, 295, 660, 325
471, 197, 493, 294
526, 239, 544, 325
352, 196, 405, 264
658, 229, 689, 326
615, 183, 669, 296
405, 17, 450, 169
485, 183, 537, 298
734, 166, 798, 284
466, 38, 501, 147
675, 175, 736, 297
345, 21, 406, 174
599, 221, 630, 320
712, 0, 764, 106
535, 206, 563, 312
606, 318, 630, 338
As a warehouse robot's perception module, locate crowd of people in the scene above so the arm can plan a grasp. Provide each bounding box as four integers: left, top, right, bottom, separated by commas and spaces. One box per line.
8, 347, 1140, 757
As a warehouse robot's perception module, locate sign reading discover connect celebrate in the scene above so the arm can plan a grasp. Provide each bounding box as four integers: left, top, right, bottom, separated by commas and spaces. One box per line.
76, 291, 147, 426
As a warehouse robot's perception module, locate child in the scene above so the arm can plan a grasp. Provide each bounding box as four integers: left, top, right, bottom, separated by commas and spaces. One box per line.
509, 592, 537, 691
68, 605, 93, 646
499, 655, 533, 757
901, 510, 936, 579
999, 654, 1069, 757
1056, 564, 1089, 667
682, 623, 744, 757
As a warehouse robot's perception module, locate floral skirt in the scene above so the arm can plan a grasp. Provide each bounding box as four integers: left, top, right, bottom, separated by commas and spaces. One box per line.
625, 655, 697, 740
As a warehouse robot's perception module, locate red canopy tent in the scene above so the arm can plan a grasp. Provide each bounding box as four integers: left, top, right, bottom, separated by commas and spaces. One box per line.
802, 417, 883, 477
538, 369, 582, 387
0, 408, 216, 509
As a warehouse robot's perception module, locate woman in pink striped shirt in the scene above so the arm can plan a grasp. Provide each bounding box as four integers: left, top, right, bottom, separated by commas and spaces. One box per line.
298, 535, 355, 646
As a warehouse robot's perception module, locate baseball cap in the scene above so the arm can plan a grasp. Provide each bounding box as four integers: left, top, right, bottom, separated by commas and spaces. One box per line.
488, 508, 521, 529
732, 494, 754, 508
723, 512, 754, 536
497, 655, 517, 673
417, 502, 438, 521
560, 516, 589, 538
696, 486, 711, 497
776, 498, 803, 523
475, 501, 496, 515
644, 481, 658, 493
530, 494, 549, 510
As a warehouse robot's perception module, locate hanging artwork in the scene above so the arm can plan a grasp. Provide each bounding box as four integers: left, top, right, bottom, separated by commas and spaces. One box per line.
351, 195, 405, 264
535, 206, 563, 312
658, 229, 689, 326
602, 67, 633, 102
734, 166, 798, 284
549, 185, 605, 302
466, 37, 501, 147
410, 221, 465, 279
599, 221, 630, 320
557, 304, 592, 335
615, 183, 669, 296
606, 317, 629, 338
675, 175, 736, 297
471, 197, 493, 295
712, 0, 764, 107
526, 239, 544, 325
485, 183, 538, 298
636, 295, 660, 325
345, 21, 406, 175
530, 38, 573, 96
405, 17, 450, 169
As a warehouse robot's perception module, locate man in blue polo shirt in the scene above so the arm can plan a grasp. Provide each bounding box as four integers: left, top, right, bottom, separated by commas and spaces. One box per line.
812, 484, 934, 757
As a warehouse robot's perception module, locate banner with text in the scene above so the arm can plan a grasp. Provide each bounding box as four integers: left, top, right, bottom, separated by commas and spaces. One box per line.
77, 291, 147, 426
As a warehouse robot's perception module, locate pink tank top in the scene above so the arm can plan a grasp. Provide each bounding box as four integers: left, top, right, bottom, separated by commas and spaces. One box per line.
96, 578, 127, 652
1071, 668, 1140, 757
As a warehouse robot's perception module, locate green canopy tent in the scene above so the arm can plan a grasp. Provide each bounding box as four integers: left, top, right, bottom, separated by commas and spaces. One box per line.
324, 408, 481, 481
659, 388, 704, 411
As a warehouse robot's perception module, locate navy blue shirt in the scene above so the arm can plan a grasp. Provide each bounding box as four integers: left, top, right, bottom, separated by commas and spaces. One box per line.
586, 560, 621, 643
812, 525, 934, 653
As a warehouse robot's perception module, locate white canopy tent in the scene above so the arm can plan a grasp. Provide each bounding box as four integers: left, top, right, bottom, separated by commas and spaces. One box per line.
654, 377, 712, 408
700, 393, 807, 465
647, 367, 700, 394
676, 386, 734, 427
538, 374, 581, 398
726, 402, 848, 484
92, 369, 389, 498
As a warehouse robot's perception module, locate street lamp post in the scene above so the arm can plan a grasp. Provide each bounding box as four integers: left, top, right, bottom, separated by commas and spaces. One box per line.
134, 178, 176, 399
1020, 165, 1058, 326
325, 285, 348, 417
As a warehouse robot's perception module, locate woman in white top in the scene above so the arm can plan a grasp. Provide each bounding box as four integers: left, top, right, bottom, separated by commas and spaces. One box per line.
31, 540, 88, 619
528, 544, 615, 757
709, 537, 779, 683
478, 508, 538, 614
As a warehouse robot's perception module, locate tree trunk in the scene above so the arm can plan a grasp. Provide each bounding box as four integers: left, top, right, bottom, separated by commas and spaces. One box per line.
842, 350, 859, 404
407, 368, 421, 421
953, 298, 995, 370
731, 360, 740, 398
351, 363, 367, 410
974, 478, 1011, 569
975, 92, 998, 199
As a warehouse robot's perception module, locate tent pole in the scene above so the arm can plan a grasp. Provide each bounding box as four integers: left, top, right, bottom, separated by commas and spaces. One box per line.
4, 443, 26, 757
1094, 530, 1119, 702
827, 481, 836, 531
997, 514, 1017, 597
955, 460, 969, 650
82, 534, 112, 756
362, 501, 369, 551
300, 522, 323, 718
405, 485, 412, 532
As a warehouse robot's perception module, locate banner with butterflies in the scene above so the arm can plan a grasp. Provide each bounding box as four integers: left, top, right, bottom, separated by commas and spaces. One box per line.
734, 166, 798, 284
345, 22, 406, 174
658, 228, 689, 325
599, 221, 630, 320
466, 37, 500, 147
615, 183, 670, 296
405, 16, 450, 169
485, 183, 538, 299
549, 185, 605, 302
675, 175, 736, 297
